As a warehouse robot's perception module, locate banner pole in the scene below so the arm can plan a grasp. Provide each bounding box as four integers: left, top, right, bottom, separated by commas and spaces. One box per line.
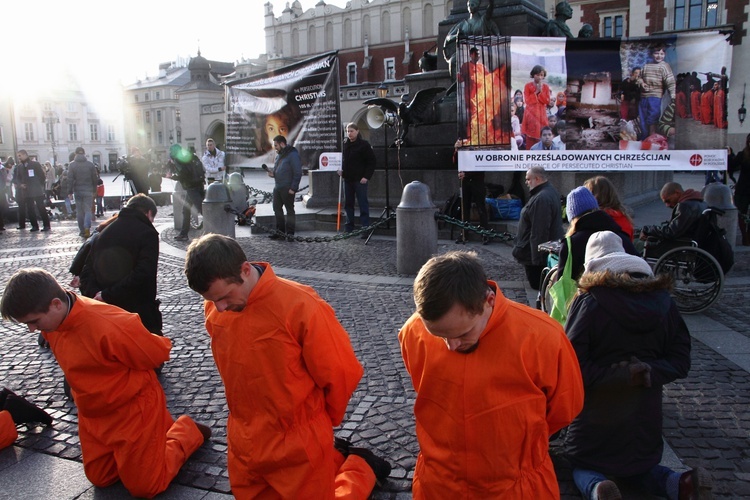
336, 174, 343, 231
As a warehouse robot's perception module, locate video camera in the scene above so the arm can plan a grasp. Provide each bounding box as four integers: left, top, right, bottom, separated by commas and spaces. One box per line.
116, 156, 132, 180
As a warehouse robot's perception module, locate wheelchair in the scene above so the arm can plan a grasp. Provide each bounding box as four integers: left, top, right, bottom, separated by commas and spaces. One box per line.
642, 237, 724, 314
537, 240, 562, 314
537, 233, 724, 316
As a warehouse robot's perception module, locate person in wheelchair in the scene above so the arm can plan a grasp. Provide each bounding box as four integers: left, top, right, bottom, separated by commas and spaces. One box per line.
639, 182, 707, 258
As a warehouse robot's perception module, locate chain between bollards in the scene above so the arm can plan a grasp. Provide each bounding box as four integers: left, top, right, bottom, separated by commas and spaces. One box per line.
225, 206, 397, 243
434, 212, 515, 243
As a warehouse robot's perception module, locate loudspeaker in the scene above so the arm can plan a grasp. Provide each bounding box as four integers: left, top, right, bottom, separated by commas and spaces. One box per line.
366, 107, 385, 129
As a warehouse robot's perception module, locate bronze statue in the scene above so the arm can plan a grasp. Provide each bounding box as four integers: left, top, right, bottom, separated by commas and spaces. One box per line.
578, 23, 593, 38
443, 0, 500, 79
544, 1, 574, 38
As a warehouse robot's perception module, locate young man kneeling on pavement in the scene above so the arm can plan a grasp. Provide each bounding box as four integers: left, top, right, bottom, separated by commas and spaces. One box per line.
1, 268, 211, 498
184, 234, 391, 499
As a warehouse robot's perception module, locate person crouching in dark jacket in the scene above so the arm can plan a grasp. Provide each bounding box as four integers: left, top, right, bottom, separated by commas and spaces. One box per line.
564, 230, 711, 500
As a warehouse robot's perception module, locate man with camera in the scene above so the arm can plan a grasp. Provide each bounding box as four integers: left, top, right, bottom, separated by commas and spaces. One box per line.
170, 144, 205, 242
122, 147, 151, 195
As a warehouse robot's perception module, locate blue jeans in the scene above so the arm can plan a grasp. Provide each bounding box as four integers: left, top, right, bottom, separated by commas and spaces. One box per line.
75, 193, 94, 232
638, 96, 662, 139
344, 180, 369, 232
573, 465, 681, 500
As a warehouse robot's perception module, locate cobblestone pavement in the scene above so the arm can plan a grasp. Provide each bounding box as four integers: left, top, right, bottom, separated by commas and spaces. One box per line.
1, 209, 750, 499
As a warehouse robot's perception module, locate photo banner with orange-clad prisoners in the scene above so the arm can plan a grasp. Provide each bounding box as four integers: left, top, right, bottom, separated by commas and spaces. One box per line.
225, 52, 341, 171
456, 31, 732, 171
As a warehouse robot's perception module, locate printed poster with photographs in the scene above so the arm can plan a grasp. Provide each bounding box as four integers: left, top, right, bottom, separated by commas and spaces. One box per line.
456, 31, 732, 171
225, 52, 341, 170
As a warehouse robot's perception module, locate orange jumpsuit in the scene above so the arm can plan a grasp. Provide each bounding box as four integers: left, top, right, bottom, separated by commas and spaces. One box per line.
714, 88, 727, 129
676, 90, 689, 118
0, 410, 18, 449
701, 90, 714, 125
203, 263, 375, 499
399, 284, 584, 499
42, 294, 204, 498
691, 90, 702, 122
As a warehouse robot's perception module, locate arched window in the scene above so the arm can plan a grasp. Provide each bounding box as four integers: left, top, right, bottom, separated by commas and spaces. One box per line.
344, 18, 352, 48
325, 22, 334, 51
423, 4, 434, 37
292, 28, 299, 57
308, 24, 316, 54
403, 7, 412, 38
275, 31, 283, 56
362, 15, 371, 46
382, 10, 391, 43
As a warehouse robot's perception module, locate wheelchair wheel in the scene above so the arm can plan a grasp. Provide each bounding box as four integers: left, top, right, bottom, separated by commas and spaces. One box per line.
653, 246, 724, 314
540, 265, 560, 314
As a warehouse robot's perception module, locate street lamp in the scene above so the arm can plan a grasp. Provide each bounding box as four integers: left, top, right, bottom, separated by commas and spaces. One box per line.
43, 111, 60, 166
377, 83, 388, 99
739, 83, 747, 126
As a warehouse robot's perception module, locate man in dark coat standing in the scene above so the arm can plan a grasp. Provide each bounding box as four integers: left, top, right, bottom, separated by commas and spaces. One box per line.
68, 147, 98, 238
14, 150, 51, 232
82, 194, 162, 335
266, 135, 302, 240
512, 166, 564, 289
338, 123, 376, 234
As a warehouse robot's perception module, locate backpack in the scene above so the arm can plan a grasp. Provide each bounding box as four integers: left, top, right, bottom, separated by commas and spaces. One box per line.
693, 208, 734, 274
438, 191, 462, 228
176, 156, 205, 189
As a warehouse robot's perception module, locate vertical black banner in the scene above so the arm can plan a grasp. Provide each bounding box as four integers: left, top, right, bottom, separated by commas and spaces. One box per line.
225, 52, 341, 170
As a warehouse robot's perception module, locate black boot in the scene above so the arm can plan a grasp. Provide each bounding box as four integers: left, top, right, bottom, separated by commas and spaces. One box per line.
3, 394, 52, 426
0, 387, 14, 408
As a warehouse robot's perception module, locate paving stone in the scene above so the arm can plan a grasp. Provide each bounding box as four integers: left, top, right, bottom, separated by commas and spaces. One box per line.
2, 211, 750, 498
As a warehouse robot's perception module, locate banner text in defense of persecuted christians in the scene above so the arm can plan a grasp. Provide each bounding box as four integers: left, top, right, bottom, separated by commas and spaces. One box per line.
457, 149, 727, 171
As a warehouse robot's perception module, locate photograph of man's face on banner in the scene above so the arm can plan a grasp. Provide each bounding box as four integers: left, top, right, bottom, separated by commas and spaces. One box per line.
509, 37, 567, 151
456, 36, 510, 147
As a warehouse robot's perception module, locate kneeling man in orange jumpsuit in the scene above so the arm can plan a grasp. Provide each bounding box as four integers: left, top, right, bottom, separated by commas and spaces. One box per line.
184, 234, 391, 499
1, 268, 210, 498
399, 251, 584, 498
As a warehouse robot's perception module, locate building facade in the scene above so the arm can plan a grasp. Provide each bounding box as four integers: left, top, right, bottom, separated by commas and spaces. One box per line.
0, 71, 127, 170
264, 0, 452, 123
